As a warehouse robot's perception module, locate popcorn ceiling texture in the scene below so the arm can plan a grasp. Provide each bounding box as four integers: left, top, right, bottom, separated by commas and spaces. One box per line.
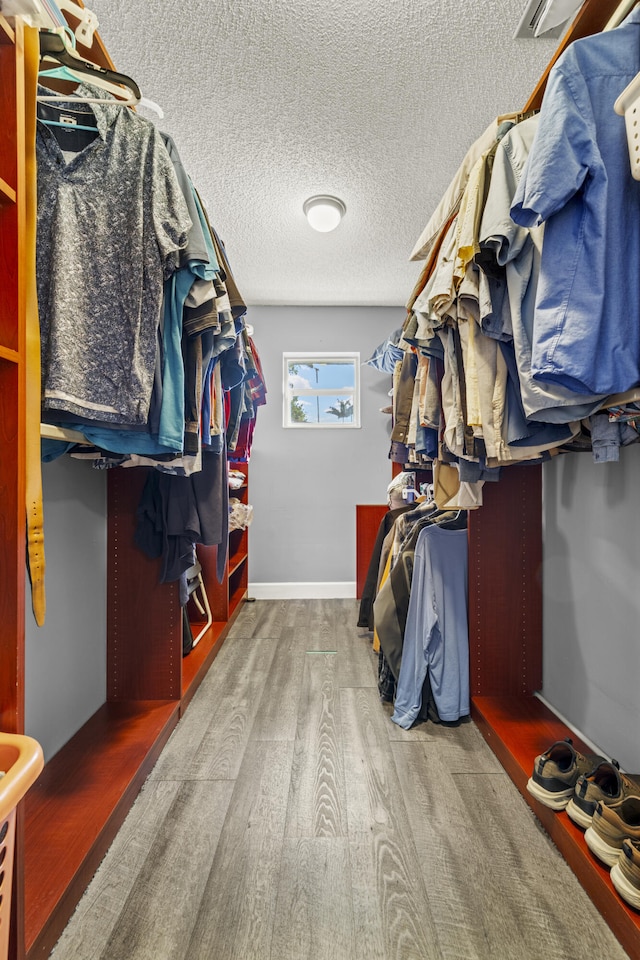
88, 0, 557, 306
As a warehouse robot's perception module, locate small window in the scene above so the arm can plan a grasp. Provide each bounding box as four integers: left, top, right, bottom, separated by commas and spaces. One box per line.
283, 353, 360, 428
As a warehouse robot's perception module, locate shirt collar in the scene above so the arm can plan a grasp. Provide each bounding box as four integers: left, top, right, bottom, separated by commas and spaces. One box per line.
623, 5, 640, 25
36, 81, 122, 141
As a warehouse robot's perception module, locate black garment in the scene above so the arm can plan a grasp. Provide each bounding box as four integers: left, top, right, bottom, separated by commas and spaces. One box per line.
378, 651, 396, 702
357, 505, 413, 630
134, 445, 228, 584
377, 652, 440, 724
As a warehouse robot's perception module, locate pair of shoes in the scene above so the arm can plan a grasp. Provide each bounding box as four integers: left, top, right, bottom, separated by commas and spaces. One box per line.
527, 738, 605, 811
611, 838, 640, 911
585, 797, 640, 868
566, 760, 640, 828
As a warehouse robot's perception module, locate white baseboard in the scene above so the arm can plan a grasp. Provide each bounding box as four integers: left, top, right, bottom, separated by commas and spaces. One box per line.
248, 581, 356, 600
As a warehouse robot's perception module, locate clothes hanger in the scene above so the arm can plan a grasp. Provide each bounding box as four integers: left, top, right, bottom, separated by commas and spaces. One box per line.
38, 30, 164, 117
431, 508, 466, 528
614, 72, 640, 181
38, 30, 141, 105
604, 0, 640, 30
38, 61, 127, 132
55, 0, 100, 48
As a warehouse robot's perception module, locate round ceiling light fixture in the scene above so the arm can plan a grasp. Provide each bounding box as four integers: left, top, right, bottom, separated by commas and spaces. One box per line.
303, 195, 346, 232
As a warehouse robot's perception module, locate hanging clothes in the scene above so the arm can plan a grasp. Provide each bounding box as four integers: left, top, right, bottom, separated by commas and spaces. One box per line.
36, 83, 192, 425
391, 522, 469, 728
510, 8, 640, 396
35, 83, 265, 591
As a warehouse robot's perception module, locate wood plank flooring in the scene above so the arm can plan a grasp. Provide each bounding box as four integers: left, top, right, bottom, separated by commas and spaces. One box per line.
49, 599, 630, 960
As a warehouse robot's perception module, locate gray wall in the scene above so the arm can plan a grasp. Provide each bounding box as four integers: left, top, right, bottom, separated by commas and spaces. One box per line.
542, 447, 640, 771
248, 305, 402, 586
25, 456, 107, 762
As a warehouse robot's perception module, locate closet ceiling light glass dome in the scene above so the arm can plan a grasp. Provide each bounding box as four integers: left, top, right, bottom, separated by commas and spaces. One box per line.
303, 195, 346, 232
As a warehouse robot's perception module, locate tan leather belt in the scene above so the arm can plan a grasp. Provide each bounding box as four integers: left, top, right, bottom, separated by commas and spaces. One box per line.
24, 25, 46, 626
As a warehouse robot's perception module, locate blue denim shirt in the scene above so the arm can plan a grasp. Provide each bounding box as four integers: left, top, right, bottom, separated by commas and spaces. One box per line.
511, 9, 640, 396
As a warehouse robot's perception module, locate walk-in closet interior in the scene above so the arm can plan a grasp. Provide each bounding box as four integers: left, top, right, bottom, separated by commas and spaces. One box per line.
2, 0, 640, 957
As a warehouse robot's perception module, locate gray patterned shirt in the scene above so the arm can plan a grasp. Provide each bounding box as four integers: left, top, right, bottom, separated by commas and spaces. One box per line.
36, 85, 191, 424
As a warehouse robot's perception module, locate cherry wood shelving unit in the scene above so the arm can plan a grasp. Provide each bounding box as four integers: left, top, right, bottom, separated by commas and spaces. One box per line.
355, 504, 389, 599
1, 15, 27, 960
0, 14, 249, 959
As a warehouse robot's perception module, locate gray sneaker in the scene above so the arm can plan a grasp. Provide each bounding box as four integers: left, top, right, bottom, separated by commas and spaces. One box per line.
566, 760, 640, 828
527, 738, 604, 811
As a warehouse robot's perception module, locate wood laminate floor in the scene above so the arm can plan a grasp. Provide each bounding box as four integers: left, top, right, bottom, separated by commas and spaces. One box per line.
49, 599, 630, 960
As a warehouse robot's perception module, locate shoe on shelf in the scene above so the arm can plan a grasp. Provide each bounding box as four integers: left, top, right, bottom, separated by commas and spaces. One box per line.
585, 796, 640, 867
611, 838, 640, 911
566, 760, 640, 829
527, 738, 605, 811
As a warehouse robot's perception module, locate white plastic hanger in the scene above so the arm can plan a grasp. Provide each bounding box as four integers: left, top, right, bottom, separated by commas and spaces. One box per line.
55, 0, 99, 47
184, 557, 212, 648
614, 74, 640, 181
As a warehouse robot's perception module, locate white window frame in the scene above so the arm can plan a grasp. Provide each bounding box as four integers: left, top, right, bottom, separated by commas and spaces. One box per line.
283, 352, 361, 429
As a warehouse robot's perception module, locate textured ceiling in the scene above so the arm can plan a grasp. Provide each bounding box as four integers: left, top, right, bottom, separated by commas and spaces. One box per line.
87, 0, 559, 306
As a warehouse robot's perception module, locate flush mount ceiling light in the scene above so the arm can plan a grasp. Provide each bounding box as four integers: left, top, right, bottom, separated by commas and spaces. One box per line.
303, 195, 346, 232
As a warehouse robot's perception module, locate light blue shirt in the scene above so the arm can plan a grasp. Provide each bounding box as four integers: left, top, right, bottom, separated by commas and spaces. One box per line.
511, 9, 640, 396
391, 524, 469, 728
481, 116, 605, 422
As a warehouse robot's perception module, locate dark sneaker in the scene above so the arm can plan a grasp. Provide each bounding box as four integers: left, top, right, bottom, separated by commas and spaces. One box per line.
611, 838, 640, 910
526, 738, 604, 811
566, 760, 640, 828
585, 796, 640, 867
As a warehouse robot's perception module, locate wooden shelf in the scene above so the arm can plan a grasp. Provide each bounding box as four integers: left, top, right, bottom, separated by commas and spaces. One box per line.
23, 700, 179, 960
181, 621, 226, 702
229, 584, 248, 617
0, 344, 19, 364
356, 504, 389, 598
472, 695, 640, 958
229, 552, 248, 578
0, 175, 16, 203
181, 598, 246, 707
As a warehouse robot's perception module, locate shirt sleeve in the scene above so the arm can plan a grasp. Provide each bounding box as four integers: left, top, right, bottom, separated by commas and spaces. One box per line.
479, 134, 527, 265
510, 60, 595, 227
149, 128, 193, 277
